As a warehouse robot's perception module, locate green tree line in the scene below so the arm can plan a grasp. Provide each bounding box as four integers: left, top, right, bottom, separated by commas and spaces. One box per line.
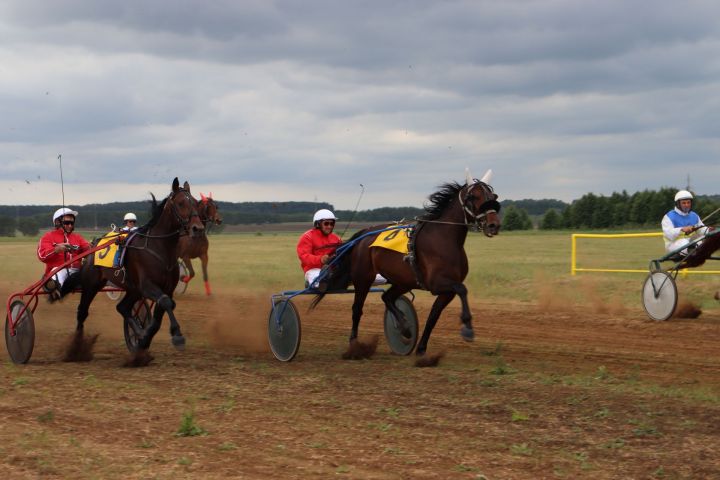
507, 187, 720, 231
0, 187, 716, 236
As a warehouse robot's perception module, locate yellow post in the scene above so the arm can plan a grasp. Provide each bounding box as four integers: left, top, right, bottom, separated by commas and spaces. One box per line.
570, 232, 720, 275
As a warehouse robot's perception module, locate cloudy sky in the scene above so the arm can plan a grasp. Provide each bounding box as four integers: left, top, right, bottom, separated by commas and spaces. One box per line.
2, 0, 720, 209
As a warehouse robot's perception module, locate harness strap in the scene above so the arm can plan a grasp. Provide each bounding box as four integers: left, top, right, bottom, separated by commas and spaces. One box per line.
403, 224, 427, 290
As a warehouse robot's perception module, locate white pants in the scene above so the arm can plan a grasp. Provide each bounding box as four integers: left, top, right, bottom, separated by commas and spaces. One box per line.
304, 268, 386, 288
666, 238, 701, 256
52, 267, 79, 287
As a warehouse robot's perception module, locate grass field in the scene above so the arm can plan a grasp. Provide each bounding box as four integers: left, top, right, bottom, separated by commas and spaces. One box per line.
2, 230, 720, 478
4, 228, 720, 311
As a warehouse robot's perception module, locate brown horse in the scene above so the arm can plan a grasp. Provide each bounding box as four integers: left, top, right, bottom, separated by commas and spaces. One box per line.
314, 171, 501, 357
177, 193, 223, 295
73, 178, 204, 360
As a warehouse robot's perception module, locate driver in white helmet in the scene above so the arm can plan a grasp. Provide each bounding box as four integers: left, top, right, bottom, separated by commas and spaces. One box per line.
297, 209, 342, 289
120, 212, 138, 232
37, 207, 90, 301
661, 190, 709, 255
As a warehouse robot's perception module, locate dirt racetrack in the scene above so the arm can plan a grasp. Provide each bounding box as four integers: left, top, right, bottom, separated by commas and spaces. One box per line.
2, 283, 720, 479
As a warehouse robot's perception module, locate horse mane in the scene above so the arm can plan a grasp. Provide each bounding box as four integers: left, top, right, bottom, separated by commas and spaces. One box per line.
138, 193, 167, 232
421, 182, 463, 220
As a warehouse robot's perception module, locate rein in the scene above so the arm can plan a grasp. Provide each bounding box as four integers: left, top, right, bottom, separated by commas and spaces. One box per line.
407, 181, 499, 288
415, 181, 499, 232
124, 188, 199, 271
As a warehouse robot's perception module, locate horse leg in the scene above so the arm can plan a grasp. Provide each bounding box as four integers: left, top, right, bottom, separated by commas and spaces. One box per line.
136, 282, 183, 350
416, 292, 456, 356
117, 292, 141, 335
381, 285, 413, 339
64, 277, 103, 362
453, 283, 474, 341
137, 301, 165, 351
200, 252, 211, 295
75, 269, 105, 332
162, 295, 186, 349
182, 256, 195, 284
349, 287, 371, 341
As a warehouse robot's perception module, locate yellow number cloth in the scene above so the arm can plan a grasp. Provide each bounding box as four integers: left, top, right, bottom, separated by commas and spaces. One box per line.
93, 232, 127, 268
369, 227, 411, 254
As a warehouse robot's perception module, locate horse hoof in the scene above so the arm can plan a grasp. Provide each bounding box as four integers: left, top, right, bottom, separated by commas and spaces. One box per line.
460, 325, 475, 342
172, 335, 186, 350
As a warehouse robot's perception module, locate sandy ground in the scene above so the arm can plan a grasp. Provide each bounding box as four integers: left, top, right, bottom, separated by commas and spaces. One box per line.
2, 281, 720, 479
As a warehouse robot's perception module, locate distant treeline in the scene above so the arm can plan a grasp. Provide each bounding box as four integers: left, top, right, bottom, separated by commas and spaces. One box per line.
0, 188, 717, 236
504, 187, 720, 231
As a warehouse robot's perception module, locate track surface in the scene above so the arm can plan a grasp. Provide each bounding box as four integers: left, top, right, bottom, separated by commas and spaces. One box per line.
2, 285, 720, 479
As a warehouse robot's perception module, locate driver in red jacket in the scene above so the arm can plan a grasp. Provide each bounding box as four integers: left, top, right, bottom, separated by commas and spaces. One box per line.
297, 209, 341, 289
37, 207, 90, 301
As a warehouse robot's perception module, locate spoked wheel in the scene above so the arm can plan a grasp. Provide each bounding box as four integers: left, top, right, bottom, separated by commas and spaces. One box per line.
642, 271, 678, 321
383, 295, 419, 355
5, 300, 36, 364
123, 299, 152, 352
175, 261, 189, 295
268, 298, 301, 362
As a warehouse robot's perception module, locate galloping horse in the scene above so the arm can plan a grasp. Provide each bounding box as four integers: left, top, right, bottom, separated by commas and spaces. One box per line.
177, 192, 223, 295
315, 169, 501, 356
74, 178, 204, 360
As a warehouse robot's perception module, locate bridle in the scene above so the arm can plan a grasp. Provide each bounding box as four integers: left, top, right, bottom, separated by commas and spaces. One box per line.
459, 181, 501, 232
124, 188, 201, 270
198, 198, 221, 229
168, 188, 200, 235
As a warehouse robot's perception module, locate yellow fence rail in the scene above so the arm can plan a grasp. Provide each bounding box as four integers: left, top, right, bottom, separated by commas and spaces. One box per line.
570, 232, 720, 275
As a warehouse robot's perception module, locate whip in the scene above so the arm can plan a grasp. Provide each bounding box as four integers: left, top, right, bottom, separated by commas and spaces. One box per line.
339, 183, 365, 239
58, 154, 66, 209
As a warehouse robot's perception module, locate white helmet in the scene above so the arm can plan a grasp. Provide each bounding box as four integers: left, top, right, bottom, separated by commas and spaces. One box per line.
123, 212, 137, 222
313, 209, 338, 224
674, 190, 693, 202
52, 207, 79, 223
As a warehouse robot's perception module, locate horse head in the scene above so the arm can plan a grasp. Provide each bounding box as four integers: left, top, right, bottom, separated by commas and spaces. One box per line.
461, 170, 501, 237
200, 192, 223, 227
168, 178, 204, 238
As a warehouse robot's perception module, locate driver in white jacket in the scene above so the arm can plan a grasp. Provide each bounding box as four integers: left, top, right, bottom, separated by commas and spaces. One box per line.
661, 190, 708, 255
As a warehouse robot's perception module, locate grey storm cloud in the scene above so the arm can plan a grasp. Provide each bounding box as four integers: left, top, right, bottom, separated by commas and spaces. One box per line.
2, 0, 720, 208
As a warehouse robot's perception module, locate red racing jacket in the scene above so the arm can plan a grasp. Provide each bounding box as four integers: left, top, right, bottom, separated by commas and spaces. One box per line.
296, 228, 341, 273
37, 228, 90, 276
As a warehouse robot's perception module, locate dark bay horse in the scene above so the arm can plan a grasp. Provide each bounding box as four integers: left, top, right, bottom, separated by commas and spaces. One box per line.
315, 171, 501, 357
73, 178, 204, 360
177, 192, 222, 295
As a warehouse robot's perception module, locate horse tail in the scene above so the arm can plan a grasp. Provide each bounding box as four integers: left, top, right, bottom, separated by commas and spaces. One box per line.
309, 228, 369, 310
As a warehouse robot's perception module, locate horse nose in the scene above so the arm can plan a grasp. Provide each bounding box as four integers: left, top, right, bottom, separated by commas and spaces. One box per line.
192, 223, 205, 237
486, 222, 500, 236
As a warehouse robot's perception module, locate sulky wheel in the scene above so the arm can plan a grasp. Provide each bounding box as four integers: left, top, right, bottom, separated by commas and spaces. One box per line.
642, 271, 678, 321
268, 298, 301, 362
174, 260, 189, 295
5, 300, 35, 364
383, 295, 419, 355
123, 299, 152, 352
106, 282, 124, 301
